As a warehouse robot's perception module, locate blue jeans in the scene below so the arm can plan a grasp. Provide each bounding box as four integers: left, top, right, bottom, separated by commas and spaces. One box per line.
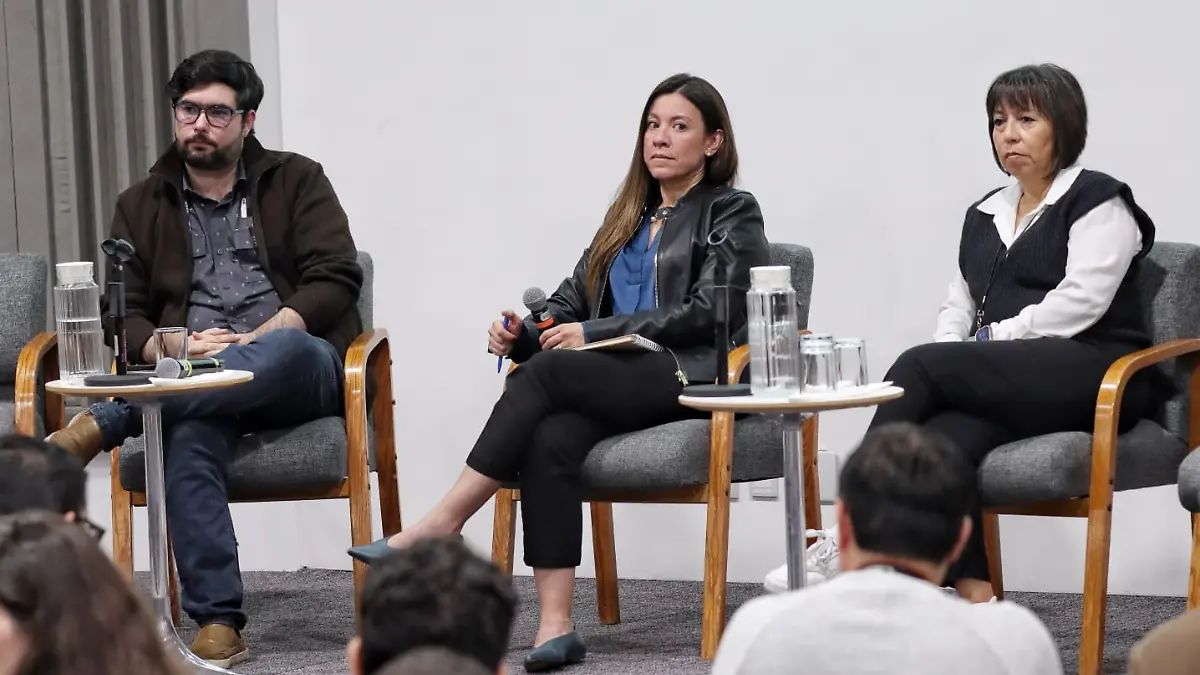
90, 328, 344, 630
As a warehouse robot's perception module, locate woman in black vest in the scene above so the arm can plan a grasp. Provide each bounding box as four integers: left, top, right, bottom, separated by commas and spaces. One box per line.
867, 63, 1158, 602
349, 73, 770, 670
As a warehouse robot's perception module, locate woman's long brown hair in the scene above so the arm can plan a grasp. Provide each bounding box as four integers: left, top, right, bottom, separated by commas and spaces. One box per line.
583, 73, 740, 304
0, 511, 189, 675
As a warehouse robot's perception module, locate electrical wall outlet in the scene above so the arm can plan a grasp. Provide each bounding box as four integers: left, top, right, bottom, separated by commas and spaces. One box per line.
750, 478, 779, 501
817, 449, 841, 503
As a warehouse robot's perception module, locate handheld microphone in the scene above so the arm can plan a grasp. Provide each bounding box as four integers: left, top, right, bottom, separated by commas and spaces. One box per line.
155, 357, 226, 380
522, 287, 555, 332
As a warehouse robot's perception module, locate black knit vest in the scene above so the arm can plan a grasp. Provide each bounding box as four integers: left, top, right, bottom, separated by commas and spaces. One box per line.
958, 169, 1156, 349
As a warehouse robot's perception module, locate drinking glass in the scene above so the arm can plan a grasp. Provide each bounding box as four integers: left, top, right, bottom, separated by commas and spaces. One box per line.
834, 338, 868, 389
152, 327, 188, 361
801, 334, 835, 392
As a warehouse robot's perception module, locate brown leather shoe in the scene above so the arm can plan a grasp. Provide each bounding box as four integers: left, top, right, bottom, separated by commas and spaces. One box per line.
191, 624, 249, 668
46, 411, 104, 465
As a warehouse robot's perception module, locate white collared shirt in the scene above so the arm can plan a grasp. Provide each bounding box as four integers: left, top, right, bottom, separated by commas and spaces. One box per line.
934, 165, 1143, 341
712, 567, 1063, 675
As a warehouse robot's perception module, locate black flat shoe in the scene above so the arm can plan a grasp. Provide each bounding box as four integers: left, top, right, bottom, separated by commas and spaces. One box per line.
524, 631, 586, 672
346, 538, 395, 565
347, 533, 466, 565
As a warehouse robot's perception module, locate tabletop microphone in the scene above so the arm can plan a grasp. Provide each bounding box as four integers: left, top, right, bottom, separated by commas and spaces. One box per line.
155, 357, 226, 380
522, 287, 555, 332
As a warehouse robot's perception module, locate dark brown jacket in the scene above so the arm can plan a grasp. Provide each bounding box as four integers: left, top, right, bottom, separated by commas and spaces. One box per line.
107, 135, 362, 364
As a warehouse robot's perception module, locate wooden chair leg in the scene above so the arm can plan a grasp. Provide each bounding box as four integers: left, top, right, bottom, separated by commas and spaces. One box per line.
1188, 513, 1200, 612
700, 412, 734, 661
348, 477, 374, 610
168, 532, 182, 626
982, 511, 1004, 600
491, 488, 517, 575
1078, 503, 1114, 675
802, 415, 822, 547
376, 463, 403, 538
372, 359, 402, 538
110, 482, 135, 582
590, 502, 620, 625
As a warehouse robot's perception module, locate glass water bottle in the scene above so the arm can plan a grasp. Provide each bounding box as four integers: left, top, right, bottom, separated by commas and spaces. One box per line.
53, 261, 107, 380
746, 266, 801, 397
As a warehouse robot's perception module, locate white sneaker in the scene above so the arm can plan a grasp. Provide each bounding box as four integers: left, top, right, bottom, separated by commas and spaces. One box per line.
763, 527, 841, 593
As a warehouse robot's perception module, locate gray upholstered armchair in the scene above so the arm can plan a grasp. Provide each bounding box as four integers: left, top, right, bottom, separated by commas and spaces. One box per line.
979, 241, 1200, 675
16, 251, 400, 622
491, 242, 818, 660
2, 253, 50, 437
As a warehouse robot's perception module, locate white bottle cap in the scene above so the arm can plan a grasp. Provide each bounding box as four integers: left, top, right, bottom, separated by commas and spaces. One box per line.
56, 261, 94, 286
750, 265, 792, 291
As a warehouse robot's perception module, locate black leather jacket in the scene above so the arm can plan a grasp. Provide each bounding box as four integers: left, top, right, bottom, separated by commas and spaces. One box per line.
510, 182, 770, 383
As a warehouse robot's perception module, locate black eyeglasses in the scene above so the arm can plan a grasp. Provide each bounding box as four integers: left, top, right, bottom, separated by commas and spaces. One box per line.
77, 516, 106, 541
173, 101, 244, 129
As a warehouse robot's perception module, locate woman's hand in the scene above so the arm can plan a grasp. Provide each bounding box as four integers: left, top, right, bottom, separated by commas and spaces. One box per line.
539, 323, 585, 350
488, 310, 523, 356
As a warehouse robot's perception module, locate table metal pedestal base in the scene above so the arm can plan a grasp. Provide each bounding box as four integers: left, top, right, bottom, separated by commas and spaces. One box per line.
781, 412, 810, 591
142, 401, 241, 674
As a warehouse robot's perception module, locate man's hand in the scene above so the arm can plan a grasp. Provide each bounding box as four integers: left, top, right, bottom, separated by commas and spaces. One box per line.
189, 328, 247, 357
539, 323, 585, 350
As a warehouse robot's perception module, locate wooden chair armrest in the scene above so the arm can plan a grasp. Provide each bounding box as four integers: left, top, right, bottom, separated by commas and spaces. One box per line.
345, 329, 390, 390
344, 329, 392, 476
727, 328, 811, 385
1088, 338, 1200, 501
14, 331, 61, 436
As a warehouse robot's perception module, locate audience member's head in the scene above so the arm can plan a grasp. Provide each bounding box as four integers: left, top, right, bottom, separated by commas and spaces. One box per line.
348, 536, 518, 675
0, 510, 186, 675
0, 435, 92, 528
376, 647, 494, 675
835, 423, 975, 582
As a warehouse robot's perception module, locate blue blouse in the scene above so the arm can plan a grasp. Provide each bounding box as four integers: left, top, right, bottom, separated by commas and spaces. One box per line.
609, 210, 661, 315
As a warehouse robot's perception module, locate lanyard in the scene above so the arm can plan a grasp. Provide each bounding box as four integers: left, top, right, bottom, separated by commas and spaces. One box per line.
975, 243, 1008, 333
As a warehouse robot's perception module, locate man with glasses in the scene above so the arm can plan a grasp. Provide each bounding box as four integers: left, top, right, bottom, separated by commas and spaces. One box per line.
47, 49, 360, 668
0, 434, 102, 540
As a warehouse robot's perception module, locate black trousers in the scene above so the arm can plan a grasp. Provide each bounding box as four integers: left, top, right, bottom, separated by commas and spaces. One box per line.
466, 349, 700, 569
868, 337, 1152, 584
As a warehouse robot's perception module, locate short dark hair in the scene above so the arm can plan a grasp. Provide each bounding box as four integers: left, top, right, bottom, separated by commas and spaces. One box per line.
0, 434, 86, 516
838, 423, 975, 563
166, 49, 264, 112
358, 536, 517, 674
377, 647, 493, 675
985, 63, 1088, 177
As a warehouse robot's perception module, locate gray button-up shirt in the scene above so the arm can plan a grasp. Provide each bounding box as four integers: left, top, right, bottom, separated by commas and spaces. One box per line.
184, 165, 283, 334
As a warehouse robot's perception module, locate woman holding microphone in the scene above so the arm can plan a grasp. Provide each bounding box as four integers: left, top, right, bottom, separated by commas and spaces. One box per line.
351, 73, 770, 671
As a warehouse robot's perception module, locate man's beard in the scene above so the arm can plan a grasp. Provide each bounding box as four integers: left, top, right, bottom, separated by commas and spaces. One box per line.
177, 135, 241, 171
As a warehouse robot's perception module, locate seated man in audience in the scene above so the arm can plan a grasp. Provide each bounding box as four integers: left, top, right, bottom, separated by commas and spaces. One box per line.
0, 435, 95, 535
347, 536, 517, 675
713, 422, 1062, 675
46, 47, 360, 667
377, 647, 493, 675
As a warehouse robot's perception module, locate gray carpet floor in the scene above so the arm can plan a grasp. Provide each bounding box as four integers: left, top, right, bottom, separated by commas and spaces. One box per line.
148, 569, 1184, 675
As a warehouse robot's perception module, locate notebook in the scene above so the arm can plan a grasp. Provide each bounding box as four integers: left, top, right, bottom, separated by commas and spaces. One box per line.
570, 334, 664, 353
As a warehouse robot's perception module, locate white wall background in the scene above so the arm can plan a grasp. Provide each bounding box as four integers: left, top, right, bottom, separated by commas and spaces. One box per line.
90, 0, 1200, 597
